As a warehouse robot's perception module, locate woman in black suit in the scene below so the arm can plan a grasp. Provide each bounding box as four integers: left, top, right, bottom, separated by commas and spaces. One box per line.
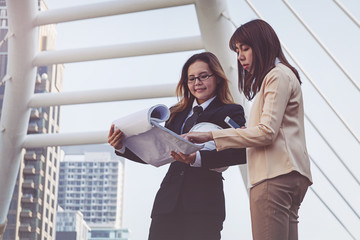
108, 52, 246, 240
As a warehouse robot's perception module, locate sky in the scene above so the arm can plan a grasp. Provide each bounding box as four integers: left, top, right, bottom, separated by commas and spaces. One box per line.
43, 0, 360, 239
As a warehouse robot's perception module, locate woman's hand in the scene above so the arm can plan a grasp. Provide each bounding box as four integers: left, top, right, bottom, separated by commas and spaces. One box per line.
108, 124, 125, 150
184, 131, 213, 143
171, 151, 196, 165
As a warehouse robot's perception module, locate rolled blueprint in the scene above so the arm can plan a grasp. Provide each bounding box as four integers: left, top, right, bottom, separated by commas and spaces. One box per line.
112, 104, 203, 167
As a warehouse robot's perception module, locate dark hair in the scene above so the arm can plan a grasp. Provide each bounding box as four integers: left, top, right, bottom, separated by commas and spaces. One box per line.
229, 19, 301, 100
169, 52, 234, 122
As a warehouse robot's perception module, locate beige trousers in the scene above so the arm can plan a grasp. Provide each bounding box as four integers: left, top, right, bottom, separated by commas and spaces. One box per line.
250, 171, 310, 240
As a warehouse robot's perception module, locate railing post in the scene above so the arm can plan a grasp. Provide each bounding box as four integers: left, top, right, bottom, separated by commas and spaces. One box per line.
194, 0, 249, 191
0, 0, 39, 225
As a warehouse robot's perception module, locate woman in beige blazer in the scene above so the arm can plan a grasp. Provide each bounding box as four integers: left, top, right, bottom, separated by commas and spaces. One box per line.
185, 19, 312, 240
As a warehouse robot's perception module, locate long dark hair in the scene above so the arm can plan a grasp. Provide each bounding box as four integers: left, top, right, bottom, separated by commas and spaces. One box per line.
229, 19, 301, 100
169, 52, 234, 122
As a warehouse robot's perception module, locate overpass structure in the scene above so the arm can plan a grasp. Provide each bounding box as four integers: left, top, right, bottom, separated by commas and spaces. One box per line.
0, 0, 247, 236
0, 0, 359, 239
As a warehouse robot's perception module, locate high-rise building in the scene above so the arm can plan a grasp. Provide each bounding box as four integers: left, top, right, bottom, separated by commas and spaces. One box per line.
1, 1, 64, 239
55, 206, 90, 240
88, 228, 130, 240
58, 148, 125, 230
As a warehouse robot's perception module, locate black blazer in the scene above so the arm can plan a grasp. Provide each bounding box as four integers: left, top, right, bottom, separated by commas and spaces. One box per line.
116, 97, 246, 220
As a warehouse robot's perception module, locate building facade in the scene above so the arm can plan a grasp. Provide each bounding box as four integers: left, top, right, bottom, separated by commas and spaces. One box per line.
1, 1, 64, 239
55, 207, 90, 240
58, 150, 125, 230
88, 228, 130, 240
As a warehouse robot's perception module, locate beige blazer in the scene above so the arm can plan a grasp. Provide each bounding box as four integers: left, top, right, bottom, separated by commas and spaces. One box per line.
213, 63, 312, 186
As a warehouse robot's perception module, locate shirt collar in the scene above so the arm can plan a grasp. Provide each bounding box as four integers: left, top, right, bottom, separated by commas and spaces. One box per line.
192, 95, 216, 111
275, 57, 281, 65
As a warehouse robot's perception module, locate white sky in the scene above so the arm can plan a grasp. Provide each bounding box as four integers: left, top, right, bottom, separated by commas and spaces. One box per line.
44, 0, 360, 239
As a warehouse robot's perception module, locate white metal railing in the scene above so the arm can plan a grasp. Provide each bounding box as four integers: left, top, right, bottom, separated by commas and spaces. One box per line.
245, 0, 360, 238
0, 0, 38, 224
309, 154, 360, 219
33, 36, 203, 65
282, 0, 360, 92
1, 0, 358, 238
309, 186, 357, 240
0, 0, 247, 227
245, 0, 360, 144
28, 84, 176, 107
333, 0, 360, 28
305, 114, 360, 186
35, 0, 195, 25
23, 131, 108, 148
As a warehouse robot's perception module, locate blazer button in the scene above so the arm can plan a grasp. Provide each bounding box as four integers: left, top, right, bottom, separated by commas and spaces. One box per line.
180, 171, 184, 176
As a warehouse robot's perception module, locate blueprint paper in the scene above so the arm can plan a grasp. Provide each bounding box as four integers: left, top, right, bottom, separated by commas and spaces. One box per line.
112, 104, 170, 136
112, 104, 203, 167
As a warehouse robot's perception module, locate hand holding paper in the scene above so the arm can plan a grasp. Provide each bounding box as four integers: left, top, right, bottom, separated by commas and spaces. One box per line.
111, 104, 204, 167
108, 124, 125, 150
170, 151, 196, 165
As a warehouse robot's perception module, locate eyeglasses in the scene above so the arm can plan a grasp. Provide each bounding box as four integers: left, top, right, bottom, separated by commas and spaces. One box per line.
187, 73, 214, 84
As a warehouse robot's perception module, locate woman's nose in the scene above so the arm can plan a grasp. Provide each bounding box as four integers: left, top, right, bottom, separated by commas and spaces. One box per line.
194, 79, 202, 85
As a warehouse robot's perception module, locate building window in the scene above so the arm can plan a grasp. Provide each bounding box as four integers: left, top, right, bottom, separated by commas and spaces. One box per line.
91, 231, 109, 238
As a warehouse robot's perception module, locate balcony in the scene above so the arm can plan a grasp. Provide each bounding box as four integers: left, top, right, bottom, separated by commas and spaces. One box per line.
21, 194, 34, 203
27, 122, 46, 134
42, 112, 48, 121
20, 209, 33, 218
21, 194, 42, 206
24, 151, 37, 161
35, 197, 42, 206
36, 183, 44, 191
23, 166, 36, 175
30, 109, 40, 120
38, 126, 46, 134
39, 155, 45, 162
27, 123, 39, 133
24, 151, 46, 163
37, 170, 45, 177
19, 225, 40, 234
22, 179, 35, 189
19, 224, 31, 232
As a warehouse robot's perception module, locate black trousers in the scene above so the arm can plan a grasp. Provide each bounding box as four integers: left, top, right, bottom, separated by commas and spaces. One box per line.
148, 200, 223, 240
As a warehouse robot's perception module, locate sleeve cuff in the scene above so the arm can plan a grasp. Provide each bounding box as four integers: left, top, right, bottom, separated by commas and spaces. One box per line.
190, 151, 202, 167
115, 145, 126, 154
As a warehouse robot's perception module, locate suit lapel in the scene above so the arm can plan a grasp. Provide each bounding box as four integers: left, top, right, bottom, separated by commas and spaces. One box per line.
167, 97, 224, 134
169, 105, 192, 134
198, 97, 223, 122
